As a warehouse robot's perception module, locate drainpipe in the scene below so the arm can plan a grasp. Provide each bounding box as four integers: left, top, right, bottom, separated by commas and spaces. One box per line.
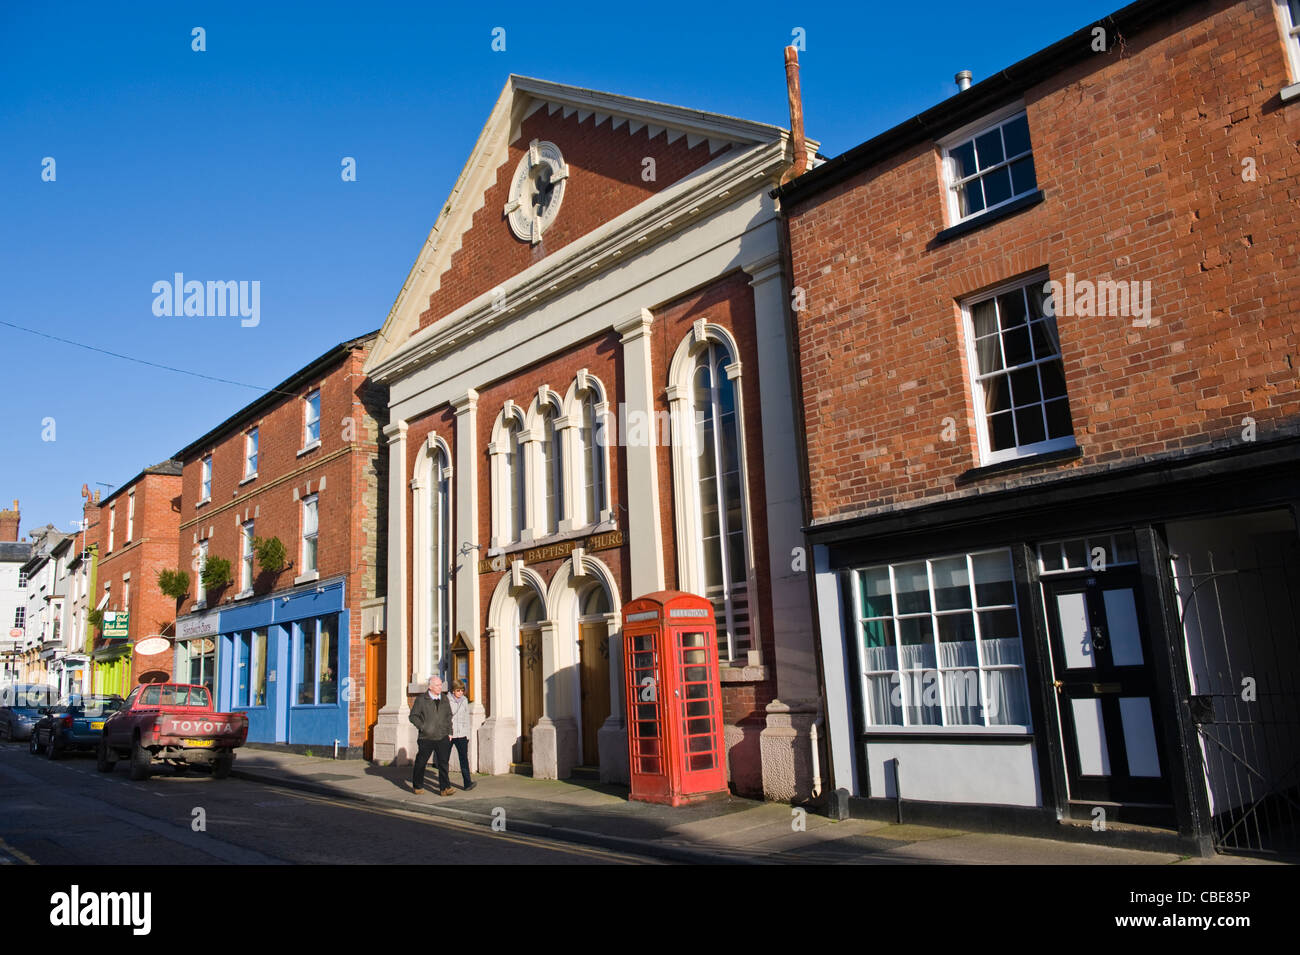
779, 46, 808, 186
810, 715, 823, 800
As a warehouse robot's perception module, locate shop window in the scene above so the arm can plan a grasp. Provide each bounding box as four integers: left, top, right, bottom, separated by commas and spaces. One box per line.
850, 548, 1031, 729
297, 616, 339, 705
236, 629, 268, 707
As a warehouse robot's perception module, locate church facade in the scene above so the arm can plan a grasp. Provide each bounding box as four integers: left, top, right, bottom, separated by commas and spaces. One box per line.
365, 75, 821, 798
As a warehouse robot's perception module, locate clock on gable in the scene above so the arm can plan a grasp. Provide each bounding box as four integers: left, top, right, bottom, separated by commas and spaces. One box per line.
504, 139, 568, 244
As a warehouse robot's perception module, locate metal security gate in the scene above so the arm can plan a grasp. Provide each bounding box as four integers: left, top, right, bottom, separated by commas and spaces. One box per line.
1177, 547, 1300, 858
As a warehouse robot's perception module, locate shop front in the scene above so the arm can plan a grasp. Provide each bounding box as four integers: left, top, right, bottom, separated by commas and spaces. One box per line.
91, 644, 133, 697
214, 577, 349, 748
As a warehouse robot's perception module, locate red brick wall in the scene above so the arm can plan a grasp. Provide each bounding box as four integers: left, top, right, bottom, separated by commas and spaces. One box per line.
92, 472, 182, 683
786, 0, 1300, 524
176, 343, 385, 745
417, 107, 727, 331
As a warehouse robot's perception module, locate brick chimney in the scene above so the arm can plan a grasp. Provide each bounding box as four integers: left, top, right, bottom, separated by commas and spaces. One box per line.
80, 485, 101, 549
0, 499, 18, 542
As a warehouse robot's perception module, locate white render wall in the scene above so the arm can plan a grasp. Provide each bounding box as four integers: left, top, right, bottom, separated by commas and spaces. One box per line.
864, 738, 1042, 807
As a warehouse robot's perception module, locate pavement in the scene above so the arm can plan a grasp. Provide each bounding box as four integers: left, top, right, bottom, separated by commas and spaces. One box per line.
229, 748, 1273, 865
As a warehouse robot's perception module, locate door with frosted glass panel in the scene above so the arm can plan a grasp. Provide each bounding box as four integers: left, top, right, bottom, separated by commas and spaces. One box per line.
1043, 570, 1172, 810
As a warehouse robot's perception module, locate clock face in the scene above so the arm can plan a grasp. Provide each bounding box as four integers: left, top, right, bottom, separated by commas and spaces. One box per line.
505, 140, 567, 244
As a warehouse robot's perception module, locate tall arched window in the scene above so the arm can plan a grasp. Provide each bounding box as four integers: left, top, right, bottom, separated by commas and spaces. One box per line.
669, 327, 753, 663
541, 402, 563, 536
429, 442, 452, 678
505, 418, 524, 542
579, 390, 605, 525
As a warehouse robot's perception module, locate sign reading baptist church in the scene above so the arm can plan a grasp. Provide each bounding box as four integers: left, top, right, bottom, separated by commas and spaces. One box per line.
477, 530, 624, 574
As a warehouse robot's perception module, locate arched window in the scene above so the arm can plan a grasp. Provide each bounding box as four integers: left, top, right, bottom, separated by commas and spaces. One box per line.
670, 328, 753, 663
579, 390, 605, 525
580, 582, 611, 618
429, 442, 452, 678
505, 418, 524, 542
541, 402, 563, 536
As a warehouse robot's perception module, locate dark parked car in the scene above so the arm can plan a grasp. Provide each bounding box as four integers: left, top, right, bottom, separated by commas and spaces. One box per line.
29, 694, 125, 758
0, 684, 59, 742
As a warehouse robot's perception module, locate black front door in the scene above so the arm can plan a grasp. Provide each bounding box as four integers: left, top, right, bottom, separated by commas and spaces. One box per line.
1042, 568, 1174, 817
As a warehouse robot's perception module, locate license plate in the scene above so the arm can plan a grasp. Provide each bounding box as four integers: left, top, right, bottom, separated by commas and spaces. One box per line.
183, 738, 215, 748
91, 722, 104, 731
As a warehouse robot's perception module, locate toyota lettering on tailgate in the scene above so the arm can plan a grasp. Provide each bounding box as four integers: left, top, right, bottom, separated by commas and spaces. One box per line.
165, 718, 236, 735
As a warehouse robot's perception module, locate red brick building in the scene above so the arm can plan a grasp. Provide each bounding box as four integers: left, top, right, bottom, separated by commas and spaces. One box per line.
87, 462, 183, 696
778, 0, 1300, 856
365, 76, 820, 798
171, 333, 387, 755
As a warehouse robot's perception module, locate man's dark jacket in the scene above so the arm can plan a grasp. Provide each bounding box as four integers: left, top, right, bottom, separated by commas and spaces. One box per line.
410, 693, 453, 740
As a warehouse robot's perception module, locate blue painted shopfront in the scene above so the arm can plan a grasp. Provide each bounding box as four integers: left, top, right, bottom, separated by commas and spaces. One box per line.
212, 579, 349, 747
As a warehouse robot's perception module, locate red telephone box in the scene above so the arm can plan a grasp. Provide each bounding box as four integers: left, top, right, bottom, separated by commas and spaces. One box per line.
622, 591, 728, 806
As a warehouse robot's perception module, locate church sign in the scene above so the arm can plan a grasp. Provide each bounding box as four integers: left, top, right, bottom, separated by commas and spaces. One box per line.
477, 529, 624, 574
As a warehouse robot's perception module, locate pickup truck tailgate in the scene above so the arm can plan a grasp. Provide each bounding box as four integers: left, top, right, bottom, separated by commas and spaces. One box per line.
157, 711, 248, 742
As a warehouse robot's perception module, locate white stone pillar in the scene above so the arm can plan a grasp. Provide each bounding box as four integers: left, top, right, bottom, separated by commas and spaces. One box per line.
530, 619, 577, 779
598, 610, 629, 784
374, 420, 415, 765
451, 389, 488, 773
744, 251, 820, 802
615, 309, 666, 596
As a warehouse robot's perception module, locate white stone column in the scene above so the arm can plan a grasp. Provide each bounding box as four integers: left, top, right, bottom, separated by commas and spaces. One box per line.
530, 619, 577, 779
597, 610, 629, 784
744, 252, 820, 801
408, 473, 426, 685
478, 623, 516, 775
374, 420, 416, 765
451, 389, 487, 774
615, 309, 666, 596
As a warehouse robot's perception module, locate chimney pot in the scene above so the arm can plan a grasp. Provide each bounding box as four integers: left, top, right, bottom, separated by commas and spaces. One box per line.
955, 70, 973, 92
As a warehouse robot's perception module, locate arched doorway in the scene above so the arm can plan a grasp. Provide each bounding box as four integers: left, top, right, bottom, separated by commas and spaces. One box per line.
516, 588, 545, 764
577, 582, 612, 766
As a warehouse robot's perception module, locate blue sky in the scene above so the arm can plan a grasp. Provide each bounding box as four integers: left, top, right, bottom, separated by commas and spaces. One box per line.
0, 0, 1121, 536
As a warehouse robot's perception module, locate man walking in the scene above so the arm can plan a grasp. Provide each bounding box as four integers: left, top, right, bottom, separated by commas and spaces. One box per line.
410, 675, 454, 796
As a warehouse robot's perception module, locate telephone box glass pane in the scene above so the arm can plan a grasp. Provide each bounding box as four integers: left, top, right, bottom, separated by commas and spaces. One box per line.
690, 754, 715, 770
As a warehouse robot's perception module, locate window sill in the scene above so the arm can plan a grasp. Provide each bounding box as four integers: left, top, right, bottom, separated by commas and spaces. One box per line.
195, 498, 210, 510
957, 445, 1081, 485
859, 726, 1032, 741
934, 190, 1045, 245
239, 474, 258, 486
294, 571, 320, 586
296, 441, 321, 458
720, 664, 768, 683
233, 589, 255, 602
1282, 81, 1300, 103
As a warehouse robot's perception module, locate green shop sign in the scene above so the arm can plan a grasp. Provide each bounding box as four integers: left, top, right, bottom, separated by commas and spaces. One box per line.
102, 611, 130, 639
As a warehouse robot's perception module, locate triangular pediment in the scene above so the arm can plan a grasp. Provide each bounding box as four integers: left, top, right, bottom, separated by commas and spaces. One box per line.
366, 76, 793, 374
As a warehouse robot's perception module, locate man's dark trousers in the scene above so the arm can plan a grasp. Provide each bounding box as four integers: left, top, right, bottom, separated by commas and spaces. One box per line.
413, 738, 452, 791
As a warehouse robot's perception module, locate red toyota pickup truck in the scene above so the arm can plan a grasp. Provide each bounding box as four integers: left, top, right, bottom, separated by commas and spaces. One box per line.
98, 683, 248, 780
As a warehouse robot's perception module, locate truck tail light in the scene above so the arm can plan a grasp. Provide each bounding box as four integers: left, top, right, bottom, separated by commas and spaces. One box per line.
61, 716, 74, 729
153, 716, 164, 734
